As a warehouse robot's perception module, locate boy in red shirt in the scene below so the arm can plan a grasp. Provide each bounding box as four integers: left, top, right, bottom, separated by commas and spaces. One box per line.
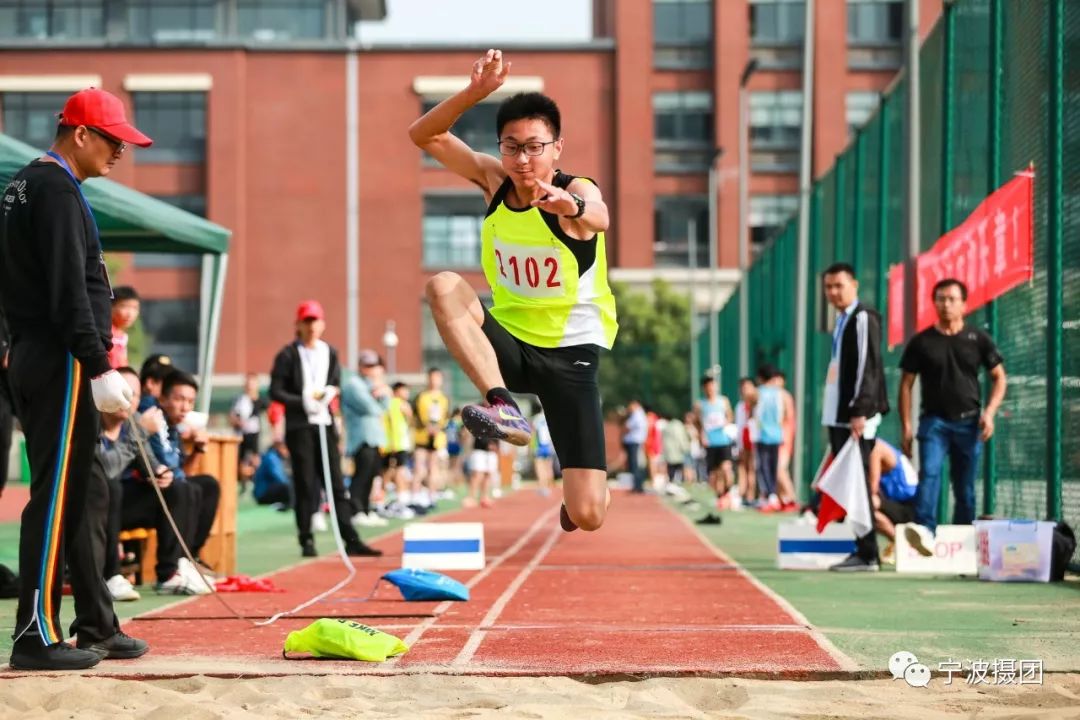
108, 286, 140, 369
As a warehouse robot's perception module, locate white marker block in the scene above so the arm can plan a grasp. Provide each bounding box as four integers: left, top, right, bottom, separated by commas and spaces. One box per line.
402, 522, 486, 571
896, 524, 978, 575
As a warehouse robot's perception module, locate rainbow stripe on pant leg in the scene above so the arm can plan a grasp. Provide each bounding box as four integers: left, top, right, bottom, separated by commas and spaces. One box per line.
35, 355, 80, 645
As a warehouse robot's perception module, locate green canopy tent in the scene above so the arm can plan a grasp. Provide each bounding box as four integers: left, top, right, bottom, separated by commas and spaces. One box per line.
0, 133, 231, 414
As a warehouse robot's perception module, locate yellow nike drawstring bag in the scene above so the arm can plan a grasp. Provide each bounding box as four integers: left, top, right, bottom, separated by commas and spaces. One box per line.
283, 618, 409, 662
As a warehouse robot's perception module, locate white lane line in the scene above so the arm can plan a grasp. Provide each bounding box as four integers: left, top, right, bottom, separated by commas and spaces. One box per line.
451, 521, 563, 667
392, 504, 560, 655
668, 502, 861, 672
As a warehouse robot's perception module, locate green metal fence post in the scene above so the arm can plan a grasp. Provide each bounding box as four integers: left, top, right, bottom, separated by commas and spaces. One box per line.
1047, 0, 1064, 521
984, 0, 1003, 516
834, 155, 846, 260
877, 98, 890, 312
852, 133, 865, 274
937, 3, 957, 525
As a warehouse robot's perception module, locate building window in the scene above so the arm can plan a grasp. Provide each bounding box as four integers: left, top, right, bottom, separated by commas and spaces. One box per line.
423, 194, 485, 269
847, 0, 903, 44
654, 91, 714, 172
421, 100, 498, 163
654, 195, 709, 268
0, 92, 68, 150
749, 195, 798, 246
237, 0, 331, 41
126, 0, 220, 43
749, 91, 801, 172
0, 0, 105, 40
135, 195, 206, 268
653, 0, 713, 69
750, 0, 804, 45
140, 298, 200, 374
132, 92, 206, 164
846, 91, 880, 135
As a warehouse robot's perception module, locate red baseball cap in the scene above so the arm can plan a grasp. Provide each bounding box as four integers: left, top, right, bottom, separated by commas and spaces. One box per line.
296, 300, 325, 322
59, 88, 153, 148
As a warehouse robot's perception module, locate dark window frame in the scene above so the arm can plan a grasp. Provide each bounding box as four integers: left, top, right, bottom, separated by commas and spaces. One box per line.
132, 91, 207, 164
422, 193, 486, 270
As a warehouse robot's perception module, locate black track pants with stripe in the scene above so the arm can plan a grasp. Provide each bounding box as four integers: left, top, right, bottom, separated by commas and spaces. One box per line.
9, 339, 118, 646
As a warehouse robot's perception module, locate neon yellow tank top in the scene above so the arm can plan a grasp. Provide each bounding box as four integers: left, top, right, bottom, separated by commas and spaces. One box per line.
480, 172, 618, 349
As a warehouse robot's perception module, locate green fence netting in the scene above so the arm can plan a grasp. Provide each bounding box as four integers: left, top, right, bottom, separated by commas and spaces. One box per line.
701, 0, 1074, 528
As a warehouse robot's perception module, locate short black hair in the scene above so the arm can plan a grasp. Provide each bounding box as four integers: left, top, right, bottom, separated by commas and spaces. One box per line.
932, 277, 968, 301
822, 262, 857, 280
757, 364, 780, 382
54, 124, 73, 142
139, 354, 174, 386
112, 286, 139, 303
496, 92, 561, 140
739, 376, 756, 386
162, 369, 198, 398
116, 366, 139, 382
427, 367, 442, 375
392, 381, 408, 392
701, 374, 717, 387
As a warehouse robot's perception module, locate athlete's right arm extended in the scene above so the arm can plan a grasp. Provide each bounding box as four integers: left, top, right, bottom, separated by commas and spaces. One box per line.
408, 49, 508, 195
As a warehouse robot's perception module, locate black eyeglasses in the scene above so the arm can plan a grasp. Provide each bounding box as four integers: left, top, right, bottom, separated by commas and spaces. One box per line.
87, 127, 127, 156
497, 140, 556, 157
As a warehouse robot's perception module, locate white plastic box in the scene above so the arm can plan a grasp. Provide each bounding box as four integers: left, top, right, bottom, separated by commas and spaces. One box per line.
777, 520, 856, 570
975, 519, 1056, 583
895, 524, 978, 575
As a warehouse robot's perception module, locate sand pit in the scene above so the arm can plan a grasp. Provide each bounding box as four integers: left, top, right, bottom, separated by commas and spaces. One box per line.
2, 673, 1078, 719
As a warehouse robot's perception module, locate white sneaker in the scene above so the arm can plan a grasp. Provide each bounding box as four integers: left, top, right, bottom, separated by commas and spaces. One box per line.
156, 567, 210, 596
311, 512, 329, 533
366, 511, 388, 527
352, 511, 373, 527
106, 574, 140, 602
904, 523, 935, 557
178, 558, 216, 593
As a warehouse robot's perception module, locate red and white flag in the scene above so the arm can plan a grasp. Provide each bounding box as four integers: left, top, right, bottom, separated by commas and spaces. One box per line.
813, 439, 872, 538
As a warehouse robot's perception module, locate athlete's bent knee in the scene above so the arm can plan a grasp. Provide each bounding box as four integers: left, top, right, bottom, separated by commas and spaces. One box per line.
425, 271, 462, 304
568, 501, 606, 532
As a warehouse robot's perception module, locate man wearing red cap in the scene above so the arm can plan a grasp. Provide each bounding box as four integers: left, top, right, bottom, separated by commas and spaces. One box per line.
270, 300, 382, 558
0, 88, 152, 669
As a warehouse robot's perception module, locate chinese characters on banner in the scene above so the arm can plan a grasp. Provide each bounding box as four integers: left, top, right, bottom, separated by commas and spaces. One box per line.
887, 170, 1035, 347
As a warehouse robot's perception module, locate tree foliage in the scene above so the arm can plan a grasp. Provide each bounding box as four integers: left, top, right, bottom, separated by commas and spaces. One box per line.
599, 279, 692, 419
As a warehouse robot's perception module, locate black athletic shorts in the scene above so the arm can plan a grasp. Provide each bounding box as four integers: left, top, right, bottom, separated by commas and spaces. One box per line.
383, 450, 410, 471
880, 496, 915, 525
481, 306, 605, 471
705, 445, 733, 471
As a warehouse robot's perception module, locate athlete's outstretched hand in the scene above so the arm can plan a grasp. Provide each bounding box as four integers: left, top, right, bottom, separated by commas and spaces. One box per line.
470, 49, 510, 97
531, 179, 580, 217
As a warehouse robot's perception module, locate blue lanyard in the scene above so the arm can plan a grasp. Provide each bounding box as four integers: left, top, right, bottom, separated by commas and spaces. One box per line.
46, 151, 111, 297
831, 311, 849, 359
45, 151, 94, 218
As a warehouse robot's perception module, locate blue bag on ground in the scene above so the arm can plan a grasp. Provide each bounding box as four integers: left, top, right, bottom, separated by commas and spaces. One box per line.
382, 568, 469, 601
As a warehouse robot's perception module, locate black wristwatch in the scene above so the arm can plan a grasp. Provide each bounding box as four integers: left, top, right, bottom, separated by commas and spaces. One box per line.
564, 192, 586, 219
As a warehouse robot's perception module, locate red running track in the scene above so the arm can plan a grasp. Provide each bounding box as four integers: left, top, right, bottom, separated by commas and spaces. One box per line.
95, 489, 856, 677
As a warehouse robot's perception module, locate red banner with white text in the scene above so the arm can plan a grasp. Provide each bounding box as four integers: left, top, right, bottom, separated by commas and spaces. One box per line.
887, 171, 1034, 347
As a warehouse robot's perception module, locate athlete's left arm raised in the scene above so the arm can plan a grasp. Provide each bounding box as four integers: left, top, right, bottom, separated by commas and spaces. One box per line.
531, 178, 609, 239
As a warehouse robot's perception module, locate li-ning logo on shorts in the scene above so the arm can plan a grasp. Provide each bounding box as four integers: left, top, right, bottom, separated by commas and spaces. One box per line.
573, 360, 591, 367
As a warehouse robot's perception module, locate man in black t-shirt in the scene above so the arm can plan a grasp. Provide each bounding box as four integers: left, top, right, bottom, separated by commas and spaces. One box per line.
898, 278, 1007, 556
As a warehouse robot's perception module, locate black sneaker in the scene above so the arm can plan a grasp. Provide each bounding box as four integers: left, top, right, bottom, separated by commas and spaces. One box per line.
77, 631, 149, 660
301, 539, 318, 558
829, 553, 880, 572
696, 513, 723, 526
10, 640, 102, 670
559, 504, 578, 532
345, 541, 383, 557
